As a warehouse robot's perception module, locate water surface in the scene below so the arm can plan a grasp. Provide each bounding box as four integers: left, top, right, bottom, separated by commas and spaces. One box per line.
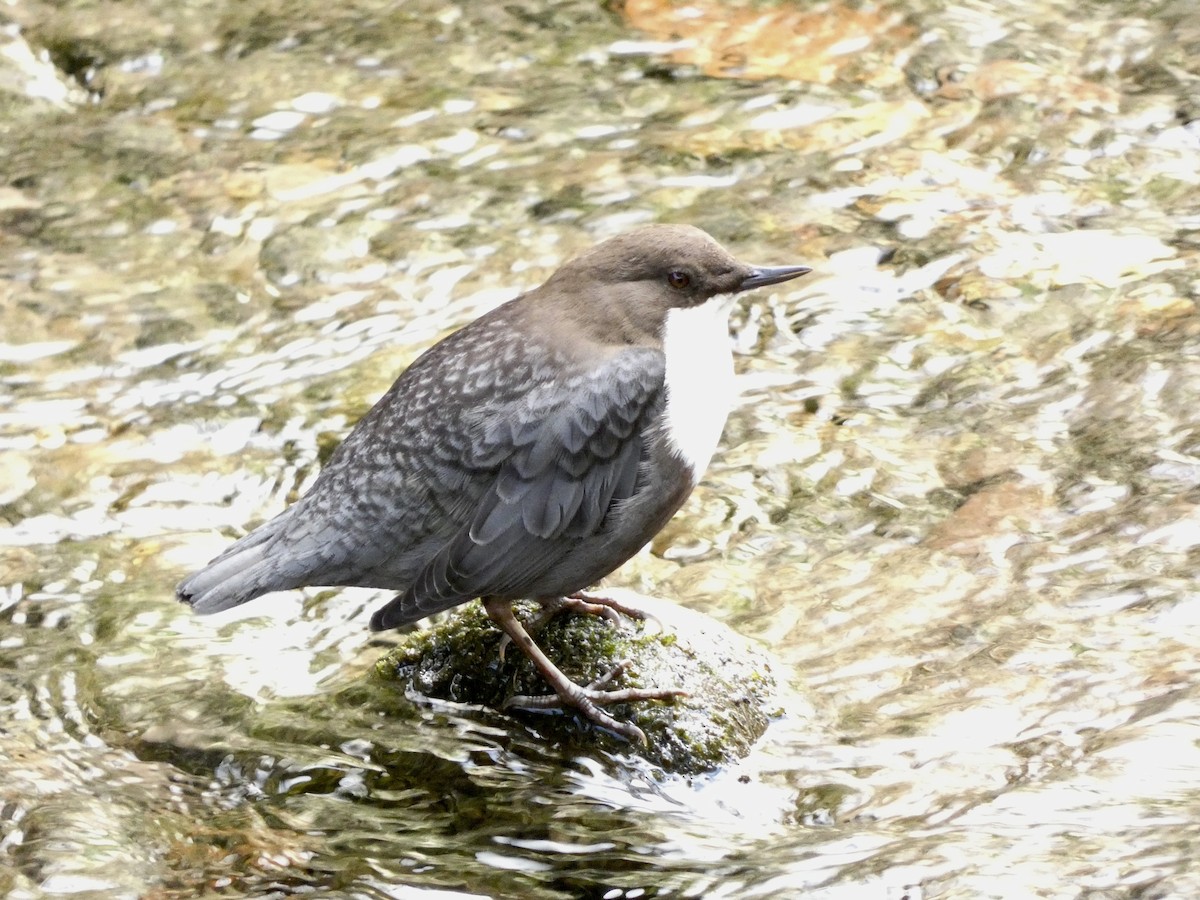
2, 0, 1199, 897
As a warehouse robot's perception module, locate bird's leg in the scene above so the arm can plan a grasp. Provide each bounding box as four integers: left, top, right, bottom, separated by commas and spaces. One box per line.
495, 597, 571, 664
566, 590, 662, 626
482, 597, 682, 744
495, 592, 657, 663
531, 594, 623, 631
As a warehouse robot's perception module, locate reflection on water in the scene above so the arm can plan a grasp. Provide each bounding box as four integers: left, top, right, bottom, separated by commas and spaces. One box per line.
3, 0, 1200, 896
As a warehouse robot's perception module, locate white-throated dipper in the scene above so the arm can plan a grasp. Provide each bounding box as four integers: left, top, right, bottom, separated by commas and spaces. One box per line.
178, 224, 810, 742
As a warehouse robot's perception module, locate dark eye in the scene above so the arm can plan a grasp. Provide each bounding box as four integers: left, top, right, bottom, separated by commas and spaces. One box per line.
667, 270, 691, 290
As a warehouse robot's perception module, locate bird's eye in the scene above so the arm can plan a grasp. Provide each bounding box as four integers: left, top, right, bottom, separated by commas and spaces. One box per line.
667, 270, 691, 290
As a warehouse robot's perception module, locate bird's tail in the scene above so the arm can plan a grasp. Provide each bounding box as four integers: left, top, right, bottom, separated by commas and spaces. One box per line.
177, 512, 296, 615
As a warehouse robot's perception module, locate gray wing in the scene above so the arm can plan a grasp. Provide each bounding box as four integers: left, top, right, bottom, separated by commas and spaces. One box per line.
369, 347, 665, 630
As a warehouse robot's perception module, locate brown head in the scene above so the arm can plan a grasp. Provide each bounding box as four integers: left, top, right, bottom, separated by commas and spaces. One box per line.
530, 224, 811, 345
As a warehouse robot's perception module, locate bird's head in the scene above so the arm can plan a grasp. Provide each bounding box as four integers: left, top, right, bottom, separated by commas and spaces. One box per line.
534, 224, 811, 345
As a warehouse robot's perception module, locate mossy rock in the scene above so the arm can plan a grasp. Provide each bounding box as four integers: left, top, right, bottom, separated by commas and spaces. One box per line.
374, 591, 779, 775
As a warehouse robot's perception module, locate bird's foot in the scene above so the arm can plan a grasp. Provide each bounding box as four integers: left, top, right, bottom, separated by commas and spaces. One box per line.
497, 592, 659, 663
483, 597, 684, 745
504, 660, 685, 745
566, 591, 663, 630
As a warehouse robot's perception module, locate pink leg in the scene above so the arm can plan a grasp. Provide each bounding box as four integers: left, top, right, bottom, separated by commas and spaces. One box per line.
482, 597, 684, 744
496, 592, 659, 662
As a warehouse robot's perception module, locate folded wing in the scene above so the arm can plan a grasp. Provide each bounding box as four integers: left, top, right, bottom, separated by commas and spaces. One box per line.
369, 346, 665, 629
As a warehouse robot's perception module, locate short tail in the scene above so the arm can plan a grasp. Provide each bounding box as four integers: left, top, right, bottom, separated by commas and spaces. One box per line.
177, 513, 294, 615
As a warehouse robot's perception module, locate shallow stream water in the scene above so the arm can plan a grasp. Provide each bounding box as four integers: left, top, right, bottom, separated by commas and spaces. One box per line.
2, 0, 1200, 897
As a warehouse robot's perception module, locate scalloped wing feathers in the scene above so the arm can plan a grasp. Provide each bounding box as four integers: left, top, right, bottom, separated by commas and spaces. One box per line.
369, 349, 663, 629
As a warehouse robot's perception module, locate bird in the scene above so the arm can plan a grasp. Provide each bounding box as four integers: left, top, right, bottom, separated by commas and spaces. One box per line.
178, 224, 811, 742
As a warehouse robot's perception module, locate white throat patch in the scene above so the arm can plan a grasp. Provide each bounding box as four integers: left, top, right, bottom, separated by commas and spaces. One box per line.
660, 296, 736, 477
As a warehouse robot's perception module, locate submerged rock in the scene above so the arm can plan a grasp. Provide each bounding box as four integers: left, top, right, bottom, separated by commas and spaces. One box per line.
375, 591, 780, 775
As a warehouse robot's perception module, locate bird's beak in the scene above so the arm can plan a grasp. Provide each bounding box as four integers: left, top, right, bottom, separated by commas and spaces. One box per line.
739, 264, 813, 291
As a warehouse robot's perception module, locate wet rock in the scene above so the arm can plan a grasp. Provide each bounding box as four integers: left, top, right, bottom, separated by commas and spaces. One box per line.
376, 591, 779, 775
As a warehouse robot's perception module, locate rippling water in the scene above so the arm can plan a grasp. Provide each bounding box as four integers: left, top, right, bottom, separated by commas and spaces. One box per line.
2, 0, 1199, 897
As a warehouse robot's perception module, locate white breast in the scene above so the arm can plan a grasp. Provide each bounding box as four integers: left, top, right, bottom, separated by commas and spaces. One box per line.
660, 297, 736, 478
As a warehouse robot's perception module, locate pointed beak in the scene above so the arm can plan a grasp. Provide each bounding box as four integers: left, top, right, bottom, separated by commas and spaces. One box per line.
739, 264, 813, 291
